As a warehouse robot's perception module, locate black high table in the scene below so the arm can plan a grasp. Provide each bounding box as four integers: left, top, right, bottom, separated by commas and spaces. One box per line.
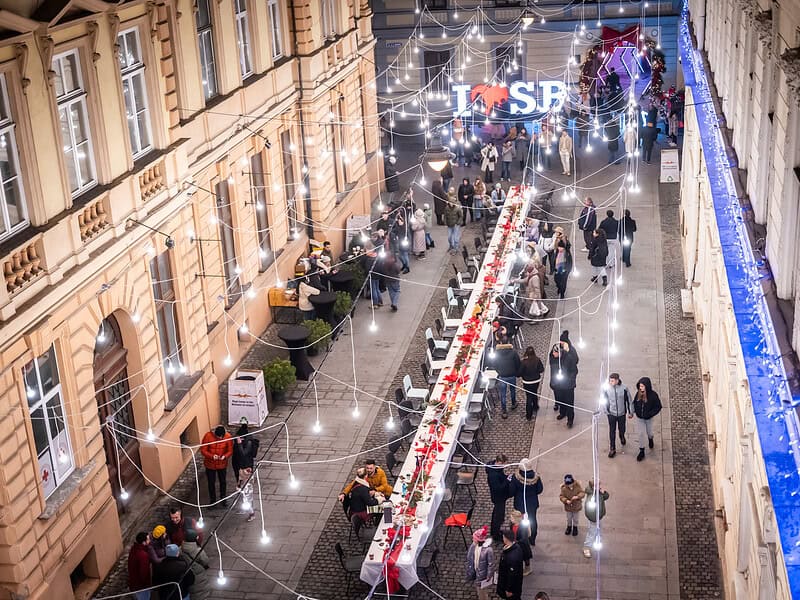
278, 325, 315, 380
327, 270, 355, 294
309, 290, 337, 328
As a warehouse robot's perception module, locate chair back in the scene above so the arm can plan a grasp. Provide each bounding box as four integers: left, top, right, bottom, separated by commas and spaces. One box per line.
441, 306, 450, 322
426, 348, 436, 367
394, 388, 405, 416
402, 374, 413, 394
427, 337, 437, 354
461, 246, 469, 263
434, 318, 443, 336
420, 362, 430, 381
388, 438, 402, 454
465, 506, 475, 523
457, 272, 466, 288
474, 237, 483, 251
452, 263, 460, 277
401, 418, 412, 436
424, 327, 434, 342
446, 287, 456, 304
448, 277, 459, 290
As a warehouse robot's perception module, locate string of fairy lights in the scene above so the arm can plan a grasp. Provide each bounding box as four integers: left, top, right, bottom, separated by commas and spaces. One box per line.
73, 1, 674, 598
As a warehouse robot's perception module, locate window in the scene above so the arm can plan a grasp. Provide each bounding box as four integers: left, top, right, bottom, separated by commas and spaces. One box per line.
23, 345, 74, 498
358, 74, 369, 157
331, 99, 348, 193
268, 0, 284, 59
234, 0, 253, 78
423, 50, 450, 86
250, 153, 274, 270
281, 131, 299, 239
424, 0, 447, 7
214, 181, 242, 305
321, 0, 337, 39
150, 252, 184, 386
53, 50, 96, 196
0, 74, 27, 241
117, 28, 152, 158
196, 0, 218, 100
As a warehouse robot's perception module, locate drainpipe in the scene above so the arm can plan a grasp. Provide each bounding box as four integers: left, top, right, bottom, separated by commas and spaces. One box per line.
289, 0, 315, 239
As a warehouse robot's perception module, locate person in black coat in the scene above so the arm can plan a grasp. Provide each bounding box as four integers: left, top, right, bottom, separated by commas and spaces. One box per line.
492, 336, 521, 417
621, 209, 637, 267
507, 458, 544, 546
231, 423, 260, 483
588, 229, 609, 286
457, 178, 475, 224
346, 469, 379, 532
605, 116, 621, 164
431, 180, 447, 226
633, 377, 663, 461
549, 331, 579, 426
577, 197, 597, 250
641, 125, 658, 163
598, 210, 619, 242
496, 529, 525, 600
519, 346, 545, 419
486, 454, 510, 541
152, 544, 195, 600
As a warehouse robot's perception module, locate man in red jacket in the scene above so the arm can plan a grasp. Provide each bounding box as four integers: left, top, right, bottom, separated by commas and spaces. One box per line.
127, 531, 152, 599
201, 425, 233, 507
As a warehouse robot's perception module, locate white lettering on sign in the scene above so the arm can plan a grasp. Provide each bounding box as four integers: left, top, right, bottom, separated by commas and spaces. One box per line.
452, 80, 567, 117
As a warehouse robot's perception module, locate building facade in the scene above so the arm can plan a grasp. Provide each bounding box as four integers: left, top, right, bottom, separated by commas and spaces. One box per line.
680, 0, 800, 597
0, 0, 380, 598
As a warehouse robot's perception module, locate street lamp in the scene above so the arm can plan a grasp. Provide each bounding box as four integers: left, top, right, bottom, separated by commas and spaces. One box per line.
421, 140, 452, 172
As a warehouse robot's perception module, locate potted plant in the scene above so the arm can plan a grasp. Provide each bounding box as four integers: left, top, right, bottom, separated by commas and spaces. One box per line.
262, 359, 296, 404
302, 318, 332, 356
333, 291, 353, 321
338, 262, 366, 298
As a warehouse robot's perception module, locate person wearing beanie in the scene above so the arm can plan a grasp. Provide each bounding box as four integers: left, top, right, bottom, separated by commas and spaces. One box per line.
200, 425, 233, 507
588, 229, 609, 286
152, 543, 194, 600
466, 525, 495, 599
602, 373, 632, 457
507, 459, 544, 546
181, 529, 211, 600
491, 182, 507, 206
148, 525, 168, 564
559, 474, 585, 536
232, 423, 260, 483
127, 532, 152, 598
486, 454, 510, 541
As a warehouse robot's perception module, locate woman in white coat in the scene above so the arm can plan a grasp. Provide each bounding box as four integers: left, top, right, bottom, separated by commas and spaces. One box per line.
410, 208, 427, 258
481, 142, 499, 184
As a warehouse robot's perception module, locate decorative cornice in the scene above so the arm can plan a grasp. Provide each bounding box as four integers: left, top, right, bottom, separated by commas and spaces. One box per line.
36, 35, 56, 86
13, 43, 31, 92
108, 12, 121, 59
86, 20, 101, 63
779, 48, 800, 110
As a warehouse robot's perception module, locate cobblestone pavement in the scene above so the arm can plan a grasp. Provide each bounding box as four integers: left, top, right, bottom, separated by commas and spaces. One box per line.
658, 183, 723, 599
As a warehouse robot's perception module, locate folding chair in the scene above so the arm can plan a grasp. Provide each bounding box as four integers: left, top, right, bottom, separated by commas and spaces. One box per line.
443, 505, 475, 548
385, 451, 399, 477
421, 362, 438, 389
403, 374, 429, 403
426, 348, 447, 373
425, 327, 450, 352
435, 318, 457, 342
427, 336, 448, 360
446, 287, 461, 317
457, 271, 476, 291
441, 306, 461, 329
335, 542, 364, 597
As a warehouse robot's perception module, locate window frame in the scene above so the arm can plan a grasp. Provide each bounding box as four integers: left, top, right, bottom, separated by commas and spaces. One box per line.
214, 181, 242, 306
250, 153, 274, 271
117, 27, 153, 159
280, 131, 299, 240
196, 0, 219, 101
423, 49, 450, 87
53, 49, 97, 197
267, 0, 284, 59
23, 345, 74, 499
234, 0, 254, 79
0, 73, 28, 241
149, 252, 184, 387
321, 0, 337, 40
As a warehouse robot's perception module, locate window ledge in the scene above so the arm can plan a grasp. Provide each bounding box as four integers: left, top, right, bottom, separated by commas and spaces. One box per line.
165, 370, 204, 411
335, 182, 357, 205
38, 460, 96, 520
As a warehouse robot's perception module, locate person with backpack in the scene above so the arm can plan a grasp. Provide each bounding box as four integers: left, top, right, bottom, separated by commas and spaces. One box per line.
602, 373, 632, 458
232, 423, 260, 483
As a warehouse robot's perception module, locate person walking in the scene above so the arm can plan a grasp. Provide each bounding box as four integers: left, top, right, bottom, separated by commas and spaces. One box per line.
180, 530, 211, 600
497, 528, 525, 600
486, 454, 510, 541
624, 122, 638, 157
553, 235, 573, 299
632, 377, 662, 461
432, 180, 447, 226
453, 117, 466, 165
508, 510, 533, 576
441, 159, 454, 195
363, 242, 383, 308
507, 458, 543, 546
605, 116, 621, 164
501, 140, 515, 181
411, 208, 427, 258
599, 209, 620, 269
127, 532, 152, 600
558, 130, 573, 175
379, 252, 402, 312
583, 479, 610, 558
549, 332, 579, 426
519, 347, 544, 420
391, 214, 410, 274
472, 177, 486, 222
522, 254, 548, 318
559, 474, 585, 536
641, 124, 658, 163
444, 191, 464, 254
602, 373, 632, 458
515, 128, 531, 171
466, 526, 496, 600
577, 197, 597, 251
481, 142, 499, 183
588, 229, 609, 286
232, 423, 260, 483
200, 425, 233, 507
621, 208, 637, 267
152, 544, 194, 600
458, 178, 475, 224
493, 336, 521, 418
422, 203, 434, 249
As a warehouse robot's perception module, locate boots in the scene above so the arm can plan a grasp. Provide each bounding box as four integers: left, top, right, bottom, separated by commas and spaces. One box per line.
637, 448, 645, 461
602, 275, 608, 286
649, 437, 654, 449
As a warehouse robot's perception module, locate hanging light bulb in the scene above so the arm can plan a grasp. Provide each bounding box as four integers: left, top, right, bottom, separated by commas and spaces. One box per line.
352, 407, 360, 418
120, 488, 129, 500
609, 343, 618, 355
289, 475, 299, 489
217, 570, 227, 586
556, 370, 564, 380
522, 514, 530, 527
224, 354, 233, 367
247, 287, 257, 299
146, 428, 156, 442
593, 537, 603, 550
312, 420, 321, 433
260, 530, 271, 545
242, 499, 252, 511
577, 338, 586, 349
369, 320, 378, 332
386, 416, 395, 429
239, 324, 249, 334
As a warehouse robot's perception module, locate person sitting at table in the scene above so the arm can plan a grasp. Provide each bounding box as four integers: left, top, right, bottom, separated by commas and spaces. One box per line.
344, 468, 379, 535
321, 241, 333, 262
338, 458, 393, 500
298, 276, 320, 321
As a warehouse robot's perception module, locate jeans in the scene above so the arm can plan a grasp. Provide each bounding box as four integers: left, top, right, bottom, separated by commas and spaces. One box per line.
497, 376, 517, 410
134, 592, 151, 600
387, 279, 401, 307
397, 249, 410, 271
442, 177, 452, 194
425, 232, 434, 248
637, 417, 655, 448
370, 276, 383, 305
472, 195, 482, 221
447, 226, 461, 250
554, 388, 575, 424
643, 142, 654, 162
455, 144, 465, 164
607, 414, 627, 450
554, 270, 568, 299
622, 241, 632, 266
566, 511, 579, 527
559, 151, 571, 173
206, 467, 227, 503
501, 161, 511, 179
523, 381, 540, 418
584, 521, 598, 548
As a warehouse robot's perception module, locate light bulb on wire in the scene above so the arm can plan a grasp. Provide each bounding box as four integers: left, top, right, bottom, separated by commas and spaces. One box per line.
312, 420, 321, 433
146, 428, 156, 442
120, 488, 129, 500
260, 530, 271, 545
289, 475, 299, 489
217, 570, 227, 586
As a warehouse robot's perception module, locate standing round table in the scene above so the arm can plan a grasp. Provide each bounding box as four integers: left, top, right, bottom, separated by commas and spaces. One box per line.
278, 325, 315, 380
327, 270, 356, 294
309, 290, 337, 328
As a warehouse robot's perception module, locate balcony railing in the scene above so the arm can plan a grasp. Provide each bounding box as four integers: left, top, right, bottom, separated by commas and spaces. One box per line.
3, 237, 42, 295
78, 198, 110, 242
138, 159, 166, 203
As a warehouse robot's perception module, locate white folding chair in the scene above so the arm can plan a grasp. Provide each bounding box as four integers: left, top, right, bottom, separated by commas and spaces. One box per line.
426, 348, 447, 373
457, 272, 477, 291
425, 327, 449, 351
446, 287, 461, 317
403, 374, 429, 403
441, 306, 461, 329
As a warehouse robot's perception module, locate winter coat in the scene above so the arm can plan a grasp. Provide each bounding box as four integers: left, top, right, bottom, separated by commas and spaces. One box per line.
599, 215, 620, 241
605, 120, 620, 152
558, 133, 573, 154
496, 542, 524, 599
559, 481, 585, 512
493, 343, 520, 378
515, 134, 531, 158
473, 180, 486, 199
466, 541, 495, 583
501, 143, 515, 162
520, 266, 545, 301
603, 383, 632, 417
621, 215, 637, 243
411, 214, 427, 254
624, 126, 638, 154
508, 468, 543, 513
584, 481, 609, 523
298, 281, 320, 311
200, 431, 233, 470
548, 344, 579, 390
148, 537, 168, 564
165, 516, 202, 548
641, 125, 658, 148
486, 461, 510, 504
347, 481, 378, 514
342, 466, 392, 497
423, 207, 433, 229
518, 356, 544, 384
481, 145, 499, 171
232, 436, 260, 473
578, 205, 597, 232
441, 161, 453, 183
491, 188, 507, 206
181, 541, 211, 600
458, 183, 474, 207
633, 377, 662, 420
431, 181, 447, 216
127, 542, 151, 591
444, 200, 463, 227
588, 236, 609, 267
152, 555, 195, 600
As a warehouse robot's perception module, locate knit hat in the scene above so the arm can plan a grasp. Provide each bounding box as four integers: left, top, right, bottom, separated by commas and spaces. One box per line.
564, 474, 574, 484
472, 525, 489, 542
560, 330, 571, 343
152, 525, 167, 539
184, 529, 198, 543
165, 544, 180, 558
415, 208, 424, 219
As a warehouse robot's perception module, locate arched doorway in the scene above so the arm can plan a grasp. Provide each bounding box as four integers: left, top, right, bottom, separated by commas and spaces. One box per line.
93, 314, 143, 510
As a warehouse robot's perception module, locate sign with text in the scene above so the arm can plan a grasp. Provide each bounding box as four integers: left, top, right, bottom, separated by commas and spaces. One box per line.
452, 80, 567, 117
228, 370, 268, 426
660, 148, 681, 182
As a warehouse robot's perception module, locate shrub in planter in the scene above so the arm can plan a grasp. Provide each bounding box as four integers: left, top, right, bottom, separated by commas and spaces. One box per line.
262, 359, 296, 403
339, 262, 366, 297
302, 318, 332, 355
333, 291, 353, 320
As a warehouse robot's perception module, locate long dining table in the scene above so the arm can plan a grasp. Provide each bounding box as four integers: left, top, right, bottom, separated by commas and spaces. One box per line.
360, 185, 530, 593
